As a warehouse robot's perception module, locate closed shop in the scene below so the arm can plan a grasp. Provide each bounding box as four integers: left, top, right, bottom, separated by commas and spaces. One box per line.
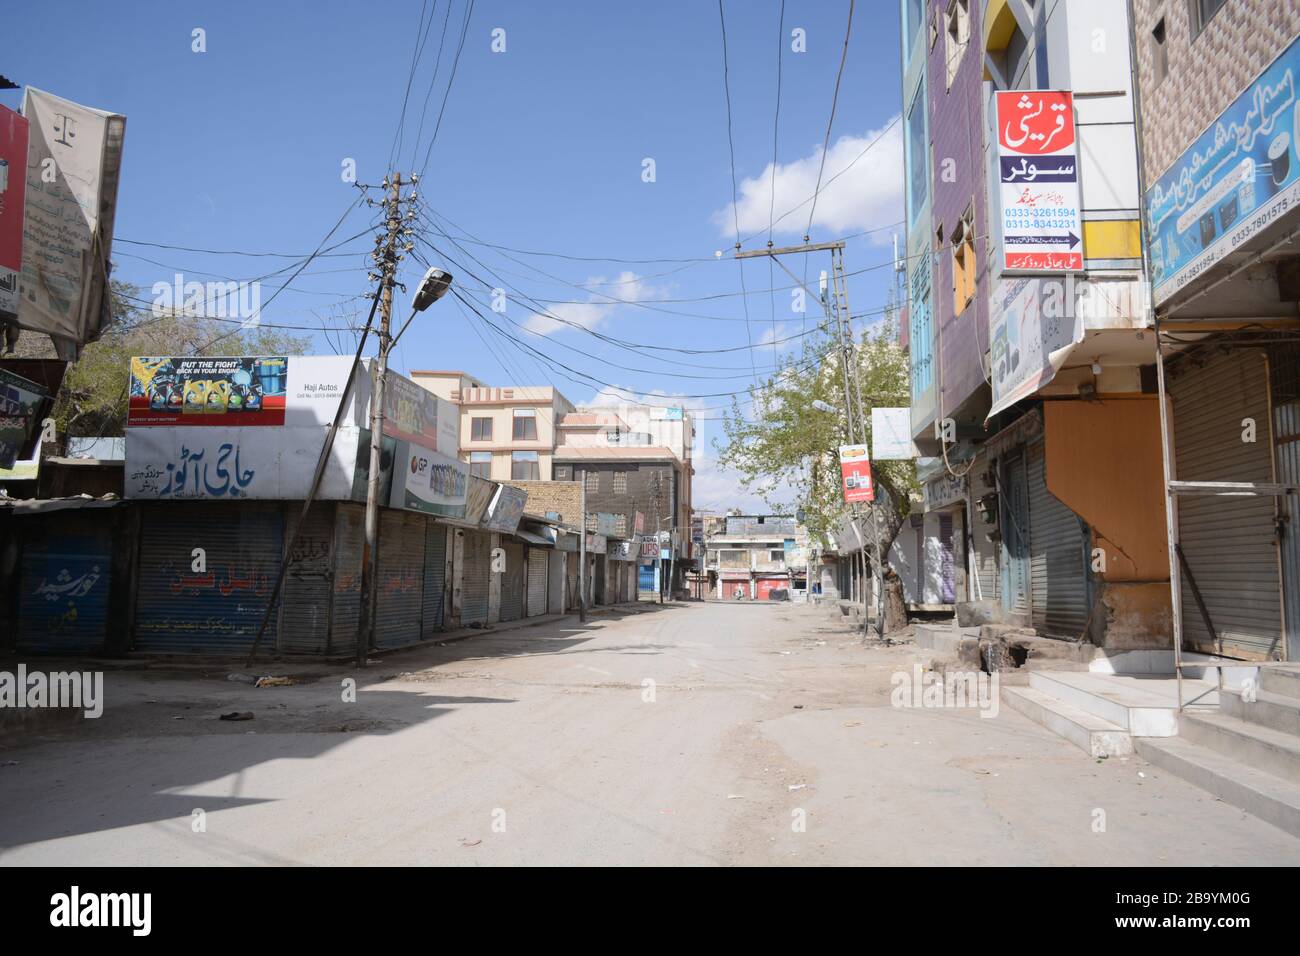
461, 530, 491, 626
331, 504, 365, 657
566, 554, 581, 608
1028, 439, 1091, 639
526, 546, 548, 617
1000, 450, 1032, 622
280, 503, 335, 655
970, 455, 1000, 602
1170, 350, 1281, 659
593, 554, 606, 605
422, 521, 447, 636
135, 504, 283, 654
499, 541, 525, 622
17, 523, 113, 655
638, 562, 656, 594
721, 575, 750, 600
374, 510, 426, 649
548, 551, 565, 613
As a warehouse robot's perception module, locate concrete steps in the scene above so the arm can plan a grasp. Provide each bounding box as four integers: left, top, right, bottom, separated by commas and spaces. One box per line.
1135, 736, 1300, 838
1221, 686, 1300, 735
1027, 671, 1210, 736
1263, 665, 1300, 700
1002, 686, 1133, 757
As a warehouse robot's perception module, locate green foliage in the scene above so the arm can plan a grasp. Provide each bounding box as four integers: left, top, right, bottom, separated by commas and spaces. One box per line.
715, 314, 918, 546
51, 280, 312, 438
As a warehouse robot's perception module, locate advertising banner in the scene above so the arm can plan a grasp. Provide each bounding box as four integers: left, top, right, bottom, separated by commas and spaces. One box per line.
482, 484, 527, 534
1147, 35, 1300, 305
19, 88, 125, 354
639, 535, 659, 559
0, 105, 29, 322
0, 368, 50, 479
382, 369, 459, 456
871, 407, 915, 461
125, 426, 360, 500
995, 90, 1083, 273
595, 512, 621, 537
388, 438, 470, 518
839, 444, 874, 503
988, 276, 1084, 418
129, 356, 289, 426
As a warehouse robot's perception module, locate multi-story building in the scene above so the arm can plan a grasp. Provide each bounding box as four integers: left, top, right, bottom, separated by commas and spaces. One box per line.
1131, 0, 1300, 663
410, 370, 575, 481
704, 514, 802, 601
893, 0, 1171, 647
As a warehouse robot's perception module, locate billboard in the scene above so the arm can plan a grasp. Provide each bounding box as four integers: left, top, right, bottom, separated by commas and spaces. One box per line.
388, 438, 470, 518
0, 367, 50, 478
1147, 35, 1300, 305
18, 88, 125, 356
871, 407, 915, 461
382, 369, 459, 457
482, 484, 527, 534
995, 90, 1083, 273
0, 105, 29, 323
125, 426, 361, 500
988, 276, 1083, 418
839, 444, 874, 503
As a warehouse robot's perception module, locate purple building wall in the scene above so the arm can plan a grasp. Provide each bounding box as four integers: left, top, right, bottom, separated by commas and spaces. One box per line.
925, 0, 990, 428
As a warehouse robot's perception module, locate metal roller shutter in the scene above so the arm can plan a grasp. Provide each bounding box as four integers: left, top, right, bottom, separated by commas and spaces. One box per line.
1000, 453, 1031, 619
971, 457, 999, 601
526, 547, 548, 617
375, 510, 425, 649
1028, 439, 1090, 638
135, 504, 283, 654
594, 555, 606, 604
18, 527, 112, 654
1171, 350, 1281, 659
281, 503, 334, 655
331, 504, 365, 657
548, 551, 565, 613
500, 541, 525, 621
461, 530, 491, 626
422, 521, 447, 636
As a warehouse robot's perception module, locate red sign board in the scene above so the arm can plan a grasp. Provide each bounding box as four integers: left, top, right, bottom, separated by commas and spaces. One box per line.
839, 444, 874, 503
0, 105, 29, 319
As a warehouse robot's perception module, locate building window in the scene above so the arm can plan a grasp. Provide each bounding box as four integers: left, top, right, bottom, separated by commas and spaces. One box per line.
770, 550, 785, 562
906, 81, 929, 225
951, 205, 976, 316
585, 471, 600, 493
944, 0, 970, 89
470, 417, 493, 441
511, 451, 539, 480
902, 0, 926, 58
615, 514, 627, 537
1151, 18, 1168, 86
1191, 0, 1229, 39
555, 464, 571, 481
512, 407, 538, 441
612, 471, 628, 494
469, 451, 492, 479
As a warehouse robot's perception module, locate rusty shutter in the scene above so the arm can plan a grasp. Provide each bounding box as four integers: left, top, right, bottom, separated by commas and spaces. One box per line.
526, 547, 548, 617
461, 530, 490, 626
422, 521, 447, 635
281, 503, 334, 655
374, 510, 425, 649
500, 541, 525, 621
330, 504, 365, 658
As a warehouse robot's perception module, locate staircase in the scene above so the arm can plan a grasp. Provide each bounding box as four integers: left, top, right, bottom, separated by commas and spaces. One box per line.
1003, 663, 1300, 837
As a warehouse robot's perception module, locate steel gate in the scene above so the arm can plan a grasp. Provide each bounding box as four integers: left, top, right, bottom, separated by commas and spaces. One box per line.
423, 521, 447, 636
499, 541, 525, 621
526, 547, 548, 617
461, 530, 491, 626
374, 510, 425, 649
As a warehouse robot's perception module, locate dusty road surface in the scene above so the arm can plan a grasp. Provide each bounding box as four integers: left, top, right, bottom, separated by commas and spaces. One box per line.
2, 601, 1299, 865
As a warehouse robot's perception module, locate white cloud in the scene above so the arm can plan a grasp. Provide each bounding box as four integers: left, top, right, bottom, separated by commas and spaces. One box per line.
522, 271, 656, 337
713, 118, 903, 241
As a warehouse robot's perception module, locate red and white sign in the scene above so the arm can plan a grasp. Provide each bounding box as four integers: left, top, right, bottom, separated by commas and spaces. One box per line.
0, 105, 28, 321
839, 444, 874, 503
995, 90, 1082, 273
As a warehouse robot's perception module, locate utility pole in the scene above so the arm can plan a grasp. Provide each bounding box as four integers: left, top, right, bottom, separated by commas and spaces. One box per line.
579, 474, 588, 623
355, 173, 416, 667
737, 241, 885, 638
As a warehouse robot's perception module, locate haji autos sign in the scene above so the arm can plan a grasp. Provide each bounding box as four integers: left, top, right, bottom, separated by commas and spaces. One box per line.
389, 438, 470, 518
995, 90, 1083, 273
18, 88, 125, 356
0, 105, 29, 323
839, 444, 874, 503
1147, 34, 1300, 305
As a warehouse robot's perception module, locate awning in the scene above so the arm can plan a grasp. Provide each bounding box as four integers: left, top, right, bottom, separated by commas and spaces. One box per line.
513, 527, 554, 547
0, 495, 123, 515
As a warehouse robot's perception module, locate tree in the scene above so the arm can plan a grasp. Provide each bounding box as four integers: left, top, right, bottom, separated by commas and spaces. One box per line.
716, 313, 917, 632
51, 280, 312, 440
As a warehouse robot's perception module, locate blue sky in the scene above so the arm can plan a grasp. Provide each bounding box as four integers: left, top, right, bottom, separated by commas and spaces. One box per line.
5, 0, 904, 512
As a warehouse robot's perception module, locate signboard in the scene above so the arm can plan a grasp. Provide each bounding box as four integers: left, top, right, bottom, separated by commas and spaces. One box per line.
924, 471, 966, 510
382, 369, 459, 456
482, 484, 527, 534
639, 535, 659, 559
1147, 35, 1300, 305
0, 105, 29, 323
129, 357, 290, 426
388, 438, 470, 517
586, 533, 607, 555
634, 511, 645, 534
609, 540, 635, 561
125, 426, 361, 500
871, 407, 915, 460
0, 368, 49, 477
19, 88, 125, 355
995, 90, 1083, 273
988, 276, 1083, 418
595, 512, 621, 537
839, 444, 874, 503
